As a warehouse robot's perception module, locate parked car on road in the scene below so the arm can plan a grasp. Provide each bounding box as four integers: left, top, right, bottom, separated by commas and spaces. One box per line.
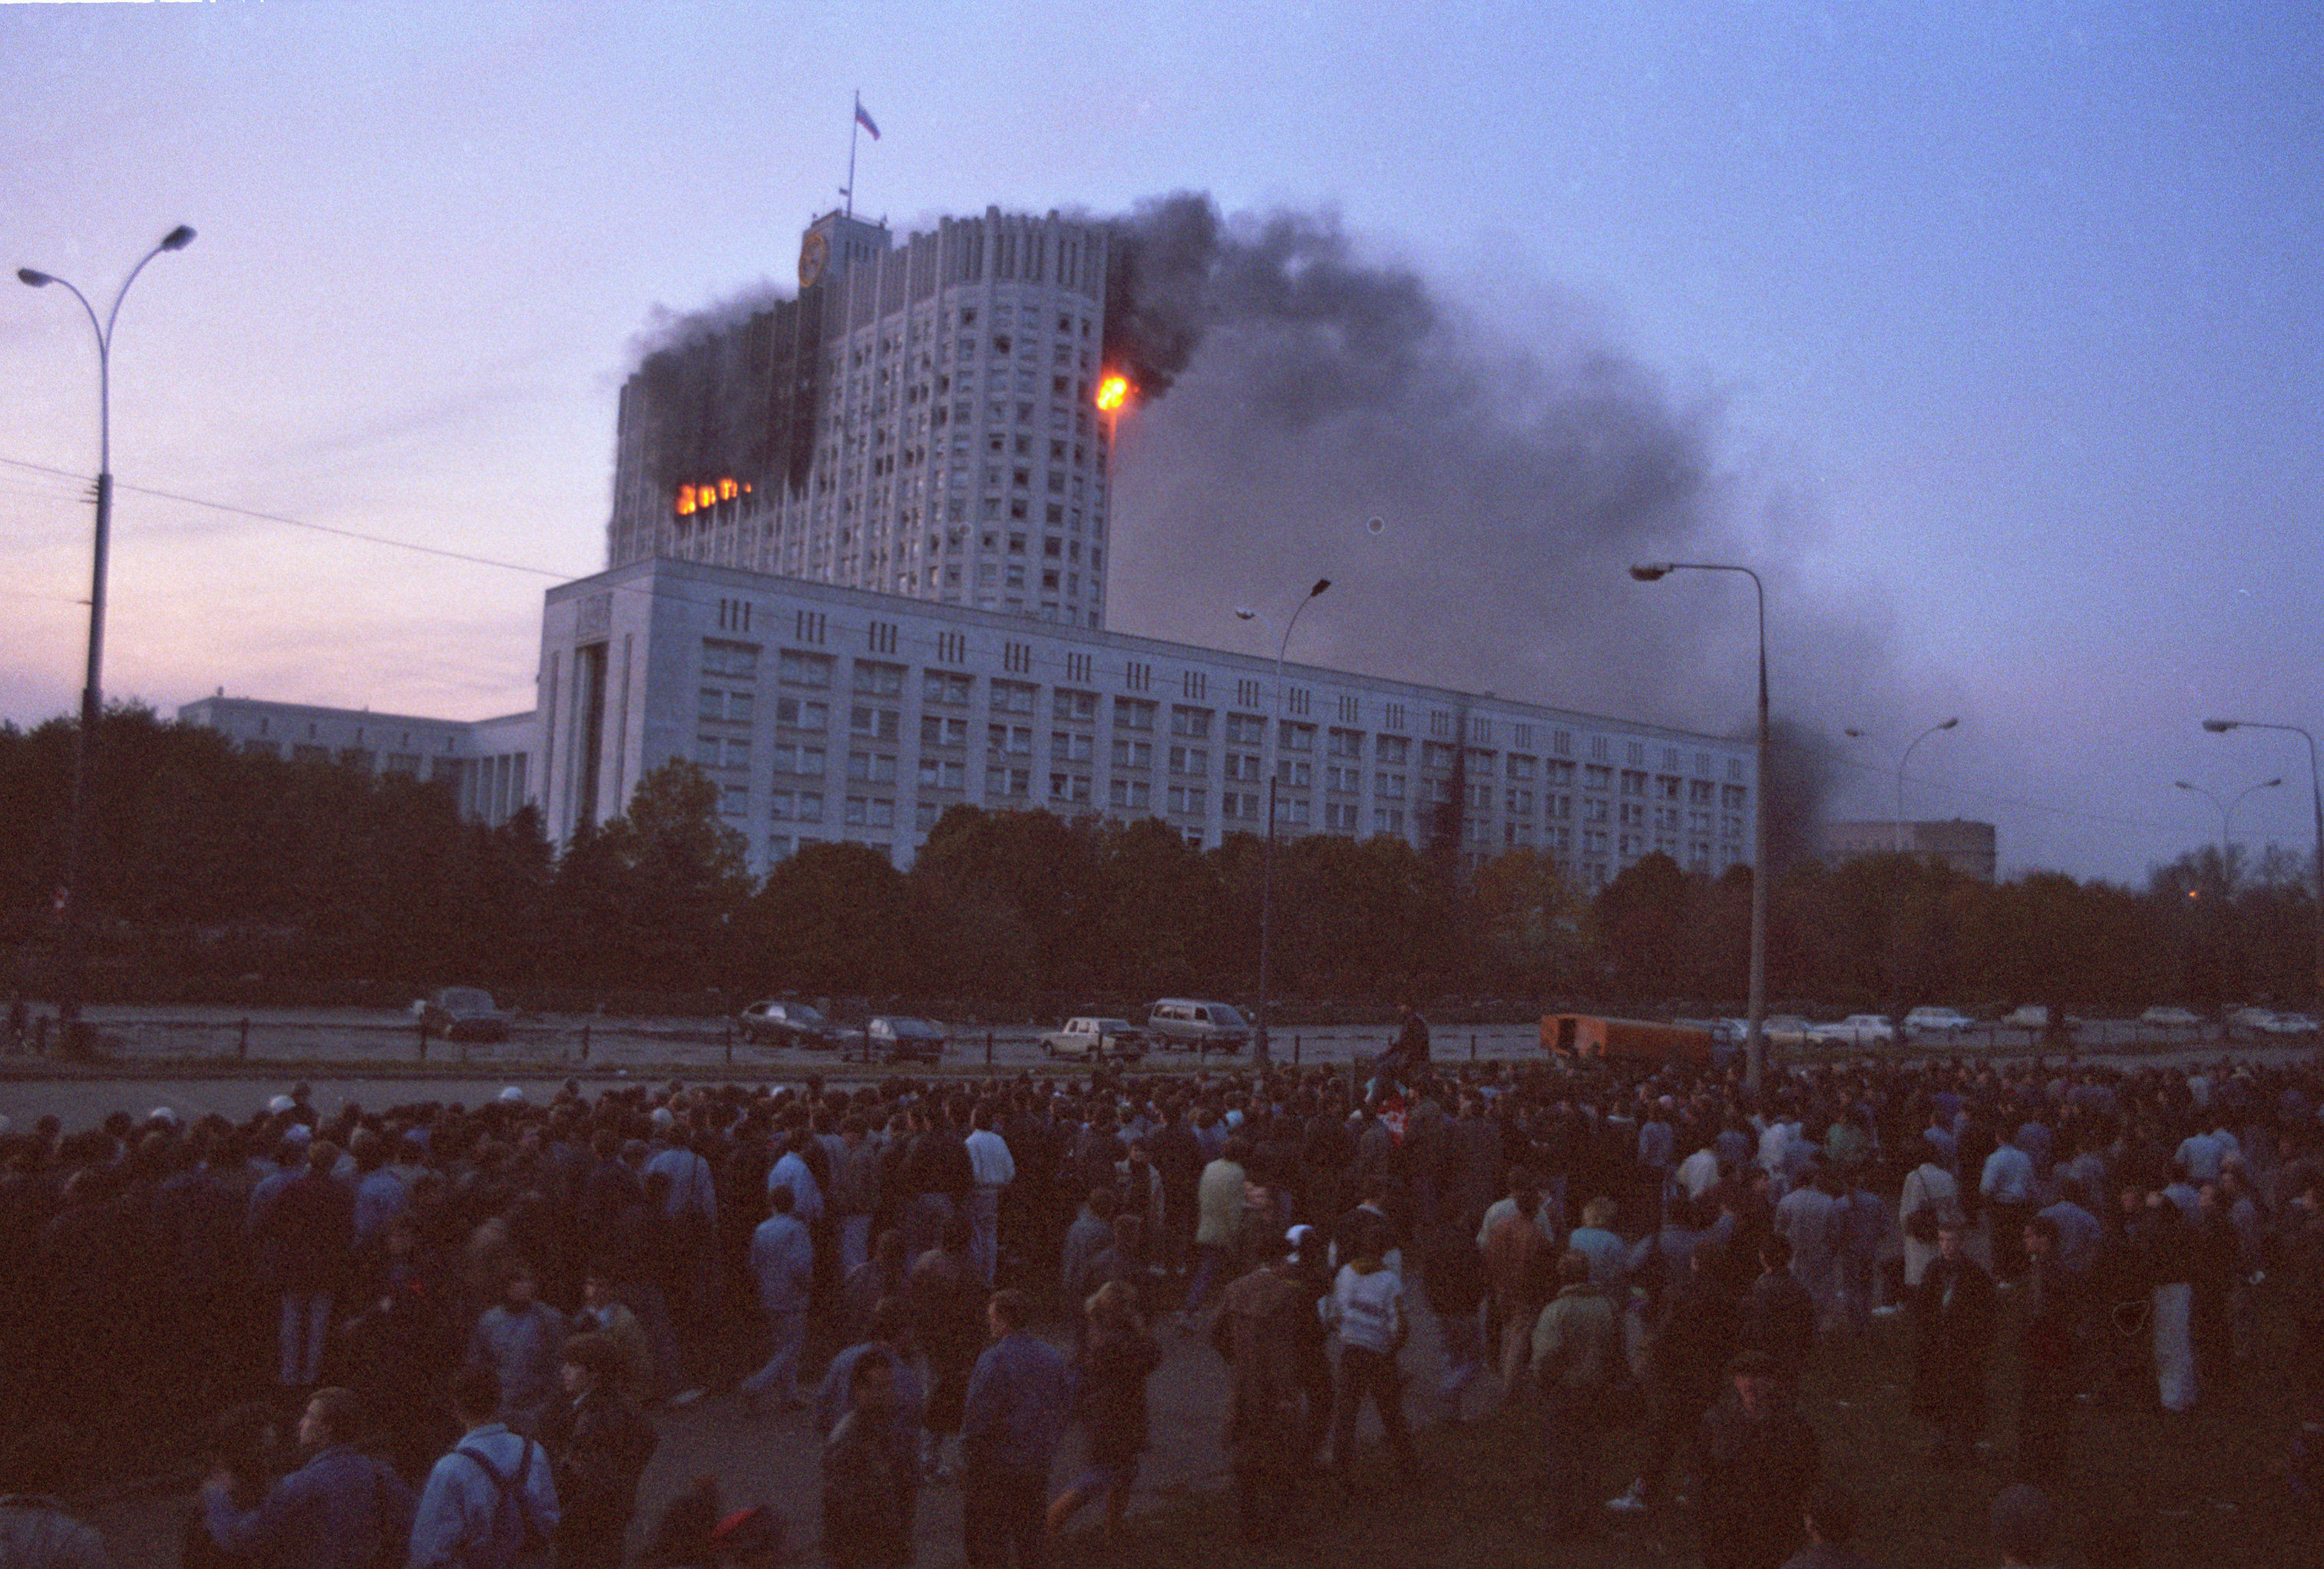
864, 1015, 947, 1064
1039, 1016, 1148, 1061
1807, 1014, 1897, 1048
2141, 1005, 2203, 1029
1145, 998, 1251, 1053
737, 999, 851, 1051
413, 987, 511, 1042
2230, 1007, 2317, 1039
1903, 1006, 1975, 1040
2001, 1005, 2053, 1030
1757, 1015, 1817, 1048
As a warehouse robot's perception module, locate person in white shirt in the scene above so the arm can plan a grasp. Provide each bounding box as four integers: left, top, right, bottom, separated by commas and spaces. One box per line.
1321, 1243, 1418, 1484
963, 1103, 1015, 1287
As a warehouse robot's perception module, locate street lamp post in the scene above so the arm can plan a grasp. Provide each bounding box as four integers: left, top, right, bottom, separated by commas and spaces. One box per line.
18, 223, 197, 1039
2203, 717, 2324, 1003
1235, 578, 1331, 1068
1631, 561, 1768, 1090
2174, 776, 2283, 892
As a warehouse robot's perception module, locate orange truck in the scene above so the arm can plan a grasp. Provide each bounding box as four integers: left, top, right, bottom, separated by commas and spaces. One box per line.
1541, 1013, 1723, 1067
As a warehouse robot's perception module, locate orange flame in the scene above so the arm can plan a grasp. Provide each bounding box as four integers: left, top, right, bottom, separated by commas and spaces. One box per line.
1094, 373, 1130, 413
673, 478, 751, 515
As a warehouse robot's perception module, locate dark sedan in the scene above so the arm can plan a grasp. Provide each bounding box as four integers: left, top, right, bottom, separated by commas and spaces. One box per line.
864, 1015, 947, 1064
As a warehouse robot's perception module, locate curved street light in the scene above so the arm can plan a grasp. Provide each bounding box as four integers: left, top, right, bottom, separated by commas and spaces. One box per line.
2175, 776, 2283, 892
1630, 561, 1768, 1089
18, 224, 197, 1040
2202, 716, 2323, 1002
1845, 717, 1961, 855
1235, 578, 1331, 1066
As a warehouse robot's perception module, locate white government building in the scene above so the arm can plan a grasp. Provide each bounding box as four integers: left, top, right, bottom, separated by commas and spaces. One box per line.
178, 203, 1757, 887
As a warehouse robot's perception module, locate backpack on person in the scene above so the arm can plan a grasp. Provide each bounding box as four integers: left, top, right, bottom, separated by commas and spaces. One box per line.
456, 1439, 552, 1567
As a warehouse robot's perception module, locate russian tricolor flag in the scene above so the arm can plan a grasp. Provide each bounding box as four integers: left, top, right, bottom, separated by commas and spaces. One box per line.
855, 101, 881, 140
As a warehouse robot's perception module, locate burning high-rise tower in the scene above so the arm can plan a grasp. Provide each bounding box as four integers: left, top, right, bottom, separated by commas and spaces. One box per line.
610, 207, 1118, 629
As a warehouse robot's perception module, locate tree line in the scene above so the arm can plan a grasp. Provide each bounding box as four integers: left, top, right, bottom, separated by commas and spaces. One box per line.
0, 707, 2313, 1016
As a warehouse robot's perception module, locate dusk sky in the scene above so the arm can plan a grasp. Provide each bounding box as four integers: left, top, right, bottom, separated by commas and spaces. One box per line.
4, 2, 2317, 885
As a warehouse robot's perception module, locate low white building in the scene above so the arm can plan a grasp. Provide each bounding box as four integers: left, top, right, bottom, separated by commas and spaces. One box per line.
176, 695, 537, 828
536, 558, 1757, 883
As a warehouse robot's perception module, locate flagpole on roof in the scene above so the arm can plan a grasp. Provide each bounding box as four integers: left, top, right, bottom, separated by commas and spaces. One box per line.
846, 90, 859, 218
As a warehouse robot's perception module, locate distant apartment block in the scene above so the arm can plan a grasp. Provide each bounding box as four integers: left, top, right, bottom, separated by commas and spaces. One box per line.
1822, 817, 1998, 881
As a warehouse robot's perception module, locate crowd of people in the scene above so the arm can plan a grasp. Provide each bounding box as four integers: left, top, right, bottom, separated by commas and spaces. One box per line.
3, 1013, 2323, 1567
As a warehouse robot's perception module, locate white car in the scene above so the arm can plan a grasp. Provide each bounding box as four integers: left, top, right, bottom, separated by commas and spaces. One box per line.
1903, 1007, 1975, 1040
2231, 1007, 2316, 1038
2001, 1005, 2053, 1030
1807, 1015, 1896, 1048
2141, 1006, 2203, 1029
1039, 1017, 1148, 1061
1757, 1015, 1817, 1048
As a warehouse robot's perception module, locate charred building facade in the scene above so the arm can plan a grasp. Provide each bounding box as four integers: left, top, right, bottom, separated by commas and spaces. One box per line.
609, 207, 1117, 630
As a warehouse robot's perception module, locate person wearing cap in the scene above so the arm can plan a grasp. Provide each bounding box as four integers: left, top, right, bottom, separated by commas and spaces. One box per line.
538, 1332, 659, 1569
1697, 1349, 1818, 1569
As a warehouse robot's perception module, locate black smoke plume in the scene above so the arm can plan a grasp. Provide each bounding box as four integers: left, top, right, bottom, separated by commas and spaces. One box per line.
1096, 192, 1888, 843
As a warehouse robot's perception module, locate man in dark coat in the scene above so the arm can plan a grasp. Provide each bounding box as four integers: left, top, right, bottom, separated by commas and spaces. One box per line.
823, 1354, 916, 1569
1698, 1350, 1819, 1569
1737, 1233, 1816, 1389
537, 1332, 658, 1569
1209, 1232, 1314, 1545
1912, 1219, 1997, 1464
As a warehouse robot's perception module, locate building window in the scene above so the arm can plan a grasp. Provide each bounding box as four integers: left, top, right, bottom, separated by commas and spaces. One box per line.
779, 650, 833, 687
1223, 790, 1261, 821
1182, 670, 1208, 700
1113, 697, 1156, 731
1325, 802, 1360, 832
776, 697, 830, 730
917, 757, 967, 789
1053, 688, 1097, 723
1047, 772, 1093, 805
848, 751, 898, 784
772, 743, 827, 775
850, 706, 901, 740
1383, 703, 1407, 733
1327, 727, 1363, 760
921, 714, 969, 747
1225, 713, 1266, 746
770, 790, 825, 824
986, 766, 1031, 797
989, 724, 1033, 755
1377, 735, 1410, 766
924, 670, 974, 706
1374, 807, 1405, 835
991, 680, 1036, 715
1169, 745, 1210, 776
1112, 738, 1154, 770
1171, 706, 1213, 739
1236, 678, 1264, 709
1108, 778, 1152, 810
853, 660, 906, 696
1167, 785, 1207, 815
1375, 773, 1407, 801
704, 639, 762, 678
